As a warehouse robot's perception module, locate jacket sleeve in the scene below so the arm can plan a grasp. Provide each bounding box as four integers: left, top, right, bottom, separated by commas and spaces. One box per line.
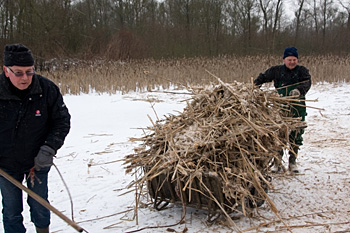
254, 66, 278, 86
45, 83, 71, 152
296, 66, 312, 96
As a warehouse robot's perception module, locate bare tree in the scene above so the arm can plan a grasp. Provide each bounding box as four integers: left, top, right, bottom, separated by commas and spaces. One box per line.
0, 0, 15, 41
294, 0, 306, 44
230, 0, 259, 51
320, 0, 337, 45
339, 0, 350, 30
1, 0, 349, 58
311, 0, 320, 37
271, 0, 283, 51
258, 0, 283, 52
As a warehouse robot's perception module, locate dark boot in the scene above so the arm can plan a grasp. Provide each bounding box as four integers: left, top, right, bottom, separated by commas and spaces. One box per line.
288, 146, 299, 173
36, 227, 49, 233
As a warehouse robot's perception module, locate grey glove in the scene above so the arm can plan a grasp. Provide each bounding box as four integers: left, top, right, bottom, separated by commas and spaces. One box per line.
289, 88, 300, 96
34, 145, 56, 170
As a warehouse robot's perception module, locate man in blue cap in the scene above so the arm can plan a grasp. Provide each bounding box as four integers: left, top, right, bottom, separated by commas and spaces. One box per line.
0, 44, 71, 233
254, 47, 312, 173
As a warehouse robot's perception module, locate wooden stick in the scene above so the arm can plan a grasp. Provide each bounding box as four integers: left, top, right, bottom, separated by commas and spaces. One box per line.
277, 221, 350, 229
0, 168, 85, 232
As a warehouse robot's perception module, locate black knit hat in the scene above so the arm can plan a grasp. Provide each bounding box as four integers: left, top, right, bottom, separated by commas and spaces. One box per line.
283, 47, 298, 59
3, 43, 34, 66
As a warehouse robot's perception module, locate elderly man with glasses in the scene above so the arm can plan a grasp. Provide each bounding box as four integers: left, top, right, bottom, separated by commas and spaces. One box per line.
0, 44, 71, 233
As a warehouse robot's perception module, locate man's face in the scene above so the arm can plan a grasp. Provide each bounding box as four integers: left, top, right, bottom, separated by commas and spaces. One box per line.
283, 56, 298, 70
3, 65, 35, 90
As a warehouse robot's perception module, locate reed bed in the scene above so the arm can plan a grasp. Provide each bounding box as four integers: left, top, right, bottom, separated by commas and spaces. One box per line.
123, 79, 306, 228
40, 55, 350, 95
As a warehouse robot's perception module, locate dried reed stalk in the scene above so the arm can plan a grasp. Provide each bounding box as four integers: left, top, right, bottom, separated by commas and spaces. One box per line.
41, 55, 350, 95
124, 80, 305, 227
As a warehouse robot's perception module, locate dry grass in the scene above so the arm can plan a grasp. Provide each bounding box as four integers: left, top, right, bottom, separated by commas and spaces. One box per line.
123, 80, 308, 228
40, 55, 350, 95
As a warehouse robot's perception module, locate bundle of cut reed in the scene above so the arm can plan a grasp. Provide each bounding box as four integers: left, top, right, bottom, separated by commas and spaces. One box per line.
124, 80, 305, 225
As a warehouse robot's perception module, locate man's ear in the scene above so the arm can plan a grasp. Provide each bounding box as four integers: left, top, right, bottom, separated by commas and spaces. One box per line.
3, 66, 9, 77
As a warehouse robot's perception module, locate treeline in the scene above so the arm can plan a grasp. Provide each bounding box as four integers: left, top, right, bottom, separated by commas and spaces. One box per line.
1, 0, 350, 61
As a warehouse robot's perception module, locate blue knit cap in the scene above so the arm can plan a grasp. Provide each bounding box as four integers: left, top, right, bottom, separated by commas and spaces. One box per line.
283, 47, 298, 59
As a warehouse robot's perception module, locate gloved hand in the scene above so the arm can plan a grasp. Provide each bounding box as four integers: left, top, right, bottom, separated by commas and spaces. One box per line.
289, 88, 300, 96
34, 145, 56, 171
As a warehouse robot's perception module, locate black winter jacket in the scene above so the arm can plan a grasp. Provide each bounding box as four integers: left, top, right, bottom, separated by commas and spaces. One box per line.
0, 72, 71, 172
254, 64, 311, 96
254, 64, 312, 120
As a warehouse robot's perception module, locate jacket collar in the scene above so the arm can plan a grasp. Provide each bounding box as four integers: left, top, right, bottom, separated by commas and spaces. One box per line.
283, 64, 300, 72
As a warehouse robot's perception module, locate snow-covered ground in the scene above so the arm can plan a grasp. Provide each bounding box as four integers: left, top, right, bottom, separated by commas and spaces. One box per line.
2, 82, 350, 233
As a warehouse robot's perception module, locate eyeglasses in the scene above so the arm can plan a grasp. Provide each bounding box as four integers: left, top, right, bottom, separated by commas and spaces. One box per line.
7, 67, 35, 77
